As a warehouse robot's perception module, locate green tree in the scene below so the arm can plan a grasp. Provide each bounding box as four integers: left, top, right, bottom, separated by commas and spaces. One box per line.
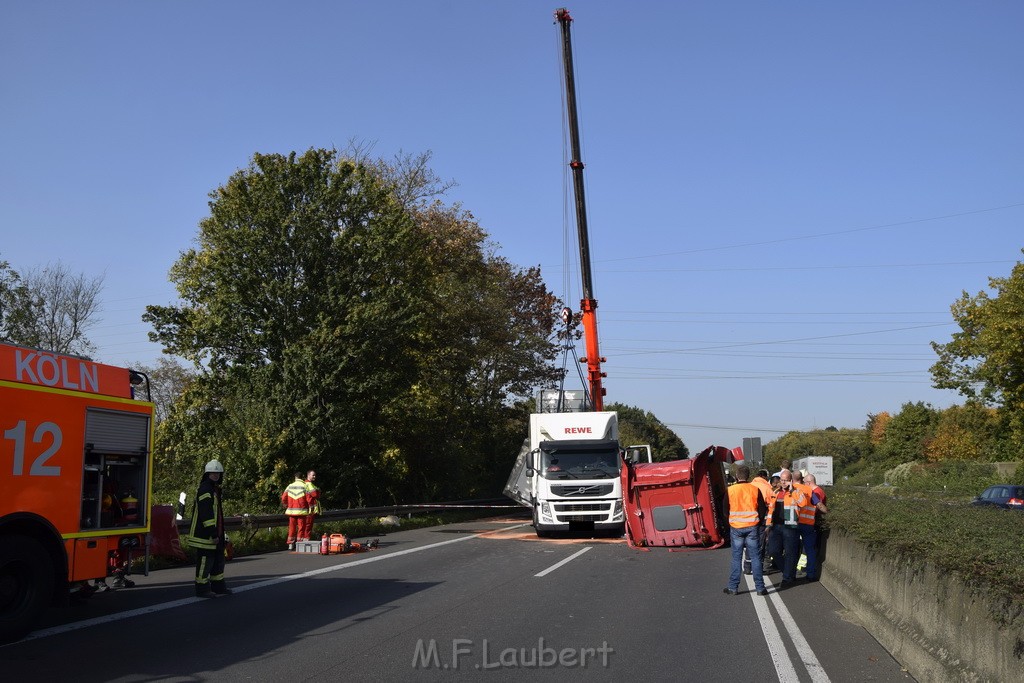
361, 201, 562, 502
145, 149, 432, 507
925, 402, 1011, 462
931, 254, 1024, 441
0, 259, 32, 342
608, 402, 689, 461
865, 411, 891, 446
145, 149, 560, 509
877, 401, 940, 464
765, 428, 871, 473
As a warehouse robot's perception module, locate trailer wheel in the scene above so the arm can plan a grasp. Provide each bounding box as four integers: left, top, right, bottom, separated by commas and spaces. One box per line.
0, 535, 54, 643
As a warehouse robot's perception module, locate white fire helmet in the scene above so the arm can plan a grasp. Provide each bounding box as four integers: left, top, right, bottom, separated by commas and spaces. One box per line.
205, 459, 225, 473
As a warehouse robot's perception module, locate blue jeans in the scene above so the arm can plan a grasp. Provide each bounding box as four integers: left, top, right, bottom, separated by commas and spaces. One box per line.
781, 524, 801, 582
729, 526, 765, 592
798, 524, 819, 580
742, 527, 771, 573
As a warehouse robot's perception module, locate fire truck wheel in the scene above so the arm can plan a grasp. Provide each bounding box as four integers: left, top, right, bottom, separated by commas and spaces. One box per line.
0, 535, 54, 643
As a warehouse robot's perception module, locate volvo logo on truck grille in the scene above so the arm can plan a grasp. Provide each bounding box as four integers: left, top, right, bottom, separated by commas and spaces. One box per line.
552, 484, 613, 497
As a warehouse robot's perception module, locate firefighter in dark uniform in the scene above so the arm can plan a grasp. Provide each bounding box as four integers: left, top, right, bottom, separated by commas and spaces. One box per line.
187, 459, 231, 597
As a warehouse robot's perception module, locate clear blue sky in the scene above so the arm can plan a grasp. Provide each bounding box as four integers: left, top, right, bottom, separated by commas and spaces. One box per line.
3, 2, 1022, 455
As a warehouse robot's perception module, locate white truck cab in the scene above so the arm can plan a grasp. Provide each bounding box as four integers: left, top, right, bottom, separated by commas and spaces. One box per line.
504, 410, 649, 537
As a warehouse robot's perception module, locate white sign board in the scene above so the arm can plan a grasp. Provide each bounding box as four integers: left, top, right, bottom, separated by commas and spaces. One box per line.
793, 456, 833, 486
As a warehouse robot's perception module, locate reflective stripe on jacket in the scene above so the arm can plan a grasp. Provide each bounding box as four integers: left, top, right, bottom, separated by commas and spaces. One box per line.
793, 482, 816, 525
778, 488, 802, 526
727, 482, 766, 529
186, 476, 223, 550
282, 479, 310, 516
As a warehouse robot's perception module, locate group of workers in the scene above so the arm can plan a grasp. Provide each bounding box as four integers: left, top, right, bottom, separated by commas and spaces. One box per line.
724, 461, 827, 596
281, 470, 322, 550
185, 456, 828, 600
184, 462, 324, 598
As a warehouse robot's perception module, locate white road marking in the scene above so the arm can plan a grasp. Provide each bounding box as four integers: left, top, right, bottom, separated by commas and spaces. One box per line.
751, 574, 832, 683
11, 522, 532, 644
533, 547, 592, 577
744, 574, 800, 682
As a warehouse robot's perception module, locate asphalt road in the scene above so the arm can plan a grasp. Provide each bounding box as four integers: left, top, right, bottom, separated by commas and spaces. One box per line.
1, 516, 912, 682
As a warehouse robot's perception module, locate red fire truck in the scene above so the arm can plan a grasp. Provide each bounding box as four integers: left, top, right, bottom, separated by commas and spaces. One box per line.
0, 342, 154, 642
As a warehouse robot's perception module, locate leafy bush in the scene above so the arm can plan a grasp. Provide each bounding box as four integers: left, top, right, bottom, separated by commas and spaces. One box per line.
827, 487, 1024, 624
883, 460, 1001, 496
884, 462, 924, 487
837, 459, 886, 487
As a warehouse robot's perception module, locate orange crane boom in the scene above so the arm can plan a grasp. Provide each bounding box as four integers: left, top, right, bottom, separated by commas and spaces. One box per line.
555, 7, 606, 411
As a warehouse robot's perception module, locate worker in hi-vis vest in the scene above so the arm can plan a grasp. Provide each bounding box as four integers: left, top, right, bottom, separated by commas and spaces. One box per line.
302, 470, 321, 541
186, 459, 231, 597
749, 469, 775, 575
724, 464, 768, 596
793, 474, 827, 582
281, 472, 310, 550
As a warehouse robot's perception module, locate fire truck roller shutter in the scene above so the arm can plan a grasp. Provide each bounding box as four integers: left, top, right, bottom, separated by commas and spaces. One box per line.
84, 409, 150, 456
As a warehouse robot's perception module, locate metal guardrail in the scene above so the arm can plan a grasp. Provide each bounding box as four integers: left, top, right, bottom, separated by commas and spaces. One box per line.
175, 498, 518, 534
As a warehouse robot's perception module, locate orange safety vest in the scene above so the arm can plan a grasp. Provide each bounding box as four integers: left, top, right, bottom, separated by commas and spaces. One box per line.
778, 489, 800, 526
793, 482, 816, 525
751, 477, 775, 524
727, 482, 763, 529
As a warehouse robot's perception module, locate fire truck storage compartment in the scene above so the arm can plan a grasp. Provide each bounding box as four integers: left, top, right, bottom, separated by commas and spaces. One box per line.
72, 537, 109, 580
80, 408, 150, 531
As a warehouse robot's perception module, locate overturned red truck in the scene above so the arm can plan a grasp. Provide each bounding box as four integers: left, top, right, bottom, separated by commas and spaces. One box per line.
620, 445, 733, 550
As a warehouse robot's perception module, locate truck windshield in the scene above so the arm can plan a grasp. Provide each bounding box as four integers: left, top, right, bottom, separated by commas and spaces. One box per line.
540, 450, 619, 479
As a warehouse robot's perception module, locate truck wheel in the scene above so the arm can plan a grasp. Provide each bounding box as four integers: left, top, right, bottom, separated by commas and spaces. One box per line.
0, 535, 54, 643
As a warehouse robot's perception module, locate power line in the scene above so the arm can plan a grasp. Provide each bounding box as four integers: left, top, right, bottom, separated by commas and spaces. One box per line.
612, 375, 933, 384
603, 310, 950, 316
598, 202, 1024, 263
604, 337, 939, 346
599, 260, 1016, 273
601, 318, 951, 325
606, 323, 952, 356
663, 421, 801, 434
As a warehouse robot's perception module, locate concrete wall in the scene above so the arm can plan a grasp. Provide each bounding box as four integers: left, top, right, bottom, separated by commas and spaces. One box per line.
822, 531, 1024, 682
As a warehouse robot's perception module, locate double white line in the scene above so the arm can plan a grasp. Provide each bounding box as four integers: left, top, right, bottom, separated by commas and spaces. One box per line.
745, 574, 830, 683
